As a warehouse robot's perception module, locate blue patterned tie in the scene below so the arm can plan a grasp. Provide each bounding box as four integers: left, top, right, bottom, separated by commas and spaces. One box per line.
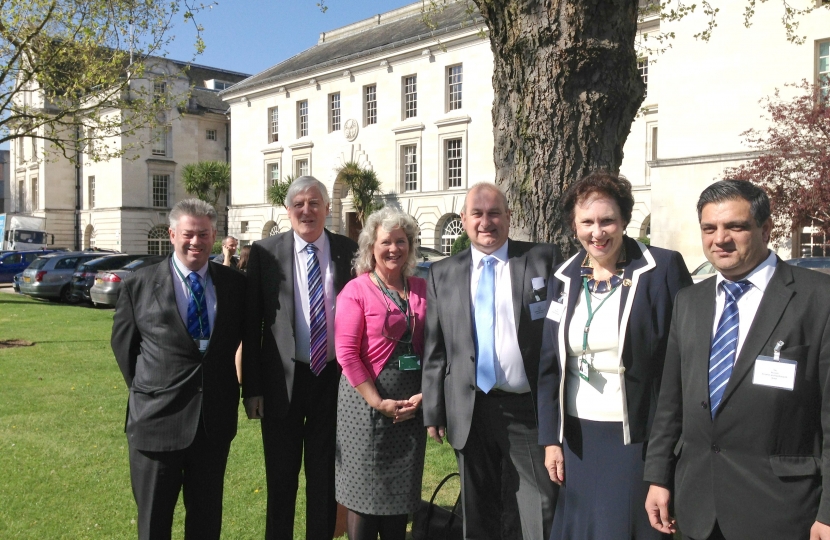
474, 255, 496, 393
187, 272, 210, 340
708, 280, 751, 418
306, 244, 327, 375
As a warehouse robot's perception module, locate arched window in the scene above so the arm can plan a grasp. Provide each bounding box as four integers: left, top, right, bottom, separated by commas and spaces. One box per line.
262, 220, 279, 238
147, 225, 171, 255
440, 214, 463, 255
84, 224, 95, 249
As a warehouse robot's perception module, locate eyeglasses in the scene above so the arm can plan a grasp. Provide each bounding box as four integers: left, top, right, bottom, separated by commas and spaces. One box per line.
380, 305, 415, 344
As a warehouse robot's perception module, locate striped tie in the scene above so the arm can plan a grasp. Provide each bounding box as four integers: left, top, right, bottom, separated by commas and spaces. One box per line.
708, 279, 751, 418
186, 272, 210, 340
306, 243, 327, 376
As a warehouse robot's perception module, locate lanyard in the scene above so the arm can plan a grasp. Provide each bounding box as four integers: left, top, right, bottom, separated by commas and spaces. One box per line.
580, 276, 618, 364
373, 271, 413, 341
173, 262, 209, 338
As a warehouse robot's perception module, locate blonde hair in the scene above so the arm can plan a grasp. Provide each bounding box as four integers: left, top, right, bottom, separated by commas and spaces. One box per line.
352, 206, 420, 277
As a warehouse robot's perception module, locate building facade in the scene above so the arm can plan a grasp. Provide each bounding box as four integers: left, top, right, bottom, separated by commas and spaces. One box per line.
1, 149, 8, 213
9, 59, 248, 253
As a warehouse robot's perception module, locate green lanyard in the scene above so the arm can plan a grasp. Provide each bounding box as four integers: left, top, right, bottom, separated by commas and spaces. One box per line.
579, 276, 618, 378
373, 271, 412, 339
173, 262, 209, 339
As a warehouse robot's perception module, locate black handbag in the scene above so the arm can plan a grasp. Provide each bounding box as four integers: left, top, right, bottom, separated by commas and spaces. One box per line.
411, 472, 463, 540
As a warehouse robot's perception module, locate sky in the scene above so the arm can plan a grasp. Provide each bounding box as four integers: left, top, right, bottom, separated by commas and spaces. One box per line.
0, 0, 416, 150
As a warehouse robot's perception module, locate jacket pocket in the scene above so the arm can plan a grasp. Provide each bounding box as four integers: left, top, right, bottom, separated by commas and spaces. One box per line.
769, 455, 820, 477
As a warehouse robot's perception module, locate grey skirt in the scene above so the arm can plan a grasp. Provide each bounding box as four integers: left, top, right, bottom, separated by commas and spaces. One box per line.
335, 348, 426, 515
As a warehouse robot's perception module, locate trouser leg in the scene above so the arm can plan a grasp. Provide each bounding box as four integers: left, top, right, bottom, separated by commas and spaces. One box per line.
181, 425, 231, 540
129, 444, 183, 540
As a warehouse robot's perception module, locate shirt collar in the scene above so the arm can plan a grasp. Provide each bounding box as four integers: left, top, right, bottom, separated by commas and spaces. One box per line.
715, 250, 777, 293
471, 240, 509, 268
172, 252, 209, 281
294, 230, 326, 254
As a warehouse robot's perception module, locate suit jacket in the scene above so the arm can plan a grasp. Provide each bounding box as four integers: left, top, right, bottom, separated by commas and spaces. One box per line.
111, 257, 247, 452
537, 238, 692, 446
241, 229, 357, 418
422, 239, 561, 450
644, 259, 830, 539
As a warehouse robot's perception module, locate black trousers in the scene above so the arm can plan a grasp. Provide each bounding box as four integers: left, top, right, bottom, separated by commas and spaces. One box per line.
128, 422, 231, 540
456, 391, 556, 540
684, 522, 727, 540
261, 360, 340, 540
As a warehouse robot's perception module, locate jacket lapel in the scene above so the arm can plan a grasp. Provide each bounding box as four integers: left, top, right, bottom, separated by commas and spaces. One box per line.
508, 240, 527, 333
552, 251, 581, 442
455, 248, 474, 338
154, 255, 200, 355
720, 260, 794, 406
617, 239, 656, 357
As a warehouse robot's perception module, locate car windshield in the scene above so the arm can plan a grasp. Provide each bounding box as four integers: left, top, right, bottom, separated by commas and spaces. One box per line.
13, 230, 47, 244
123, 256, 165, 270
693, 262, 715, 275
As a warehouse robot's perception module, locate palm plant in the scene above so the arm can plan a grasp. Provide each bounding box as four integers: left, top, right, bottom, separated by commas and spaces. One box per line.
181, 161, 231, 208
267, 174, 295, 207
335, 161, 382, 226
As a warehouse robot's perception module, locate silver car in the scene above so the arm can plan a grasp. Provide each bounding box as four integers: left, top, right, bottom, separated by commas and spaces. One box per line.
19, 252, 106, 303
89, 255, 166, 307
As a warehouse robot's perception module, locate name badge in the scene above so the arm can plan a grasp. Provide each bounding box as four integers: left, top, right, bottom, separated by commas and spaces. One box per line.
546, 300, 565, 322
398, 354, 421, 371
530, 300, 548, 321
752, 355, 797, 391
196, 339, 209, 353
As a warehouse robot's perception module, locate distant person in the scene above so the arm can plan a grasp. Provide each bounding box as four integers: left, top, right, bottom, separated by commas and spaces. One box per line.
645, 180, 830, 540
237, 245, 251, 273
242, 176, 358, 540
536, 171, 692, 540
214, 236, 238, 267
111, 199, 246, 540
422, 182, 561, 540
334, 207, 427, 540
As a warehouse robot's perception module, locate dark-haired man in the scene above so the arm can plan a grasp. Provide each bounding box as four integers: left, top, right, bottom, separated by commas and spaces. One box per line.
644, 180, 830, 540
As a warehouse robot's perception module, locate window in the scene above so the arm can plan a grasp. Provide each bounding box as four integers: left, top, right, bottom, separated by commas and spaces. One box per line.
153, 81, 166, 101
31, 136, 37, 160
441, 216, 463, 255
206, 129, 217, 141
296, 159, 309, 177
88, 176, 95, 209
329, 93, 341, 132
152, 174, 169, 208
266, 161, 280, 201
365, 85, 377, 126
403, 145, 418, 191
241, 221, 249, 233
446, 138, 463, 188
268, 106, 279, 143
297, 100, 308, 137
800, 220, 830, 257
147, 225, 171, 255
17, 179, 24, 211
17, 137, 24, 165
448, 65, 463, 111
151, 127, 167, 156
638, 57, 649, 98
820, 41, 829, 101
31, 177, 38, 210
404, 75, 417, 119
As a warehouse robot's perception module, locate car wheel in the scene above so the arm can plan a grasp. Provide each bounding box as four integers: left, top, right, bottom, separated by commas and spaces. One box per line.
60, 286, 76, 304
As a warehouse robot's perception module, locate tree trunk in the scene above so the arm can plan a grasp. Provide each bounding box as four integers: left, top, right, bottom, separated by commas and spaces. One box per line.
473, 0, 644, 255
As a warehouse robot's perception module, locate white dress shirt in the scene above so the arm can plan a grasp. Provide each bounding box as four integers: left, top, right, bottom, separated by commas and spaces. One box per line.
712, 250, 777, 360
293, 231, 336, 364
171, 254, 217, 335
470, 242, 530, 393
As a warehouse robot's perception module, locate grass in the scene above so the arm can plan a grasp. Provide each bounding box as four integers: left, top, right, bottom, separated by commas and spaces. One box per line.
0, 293, 458, 539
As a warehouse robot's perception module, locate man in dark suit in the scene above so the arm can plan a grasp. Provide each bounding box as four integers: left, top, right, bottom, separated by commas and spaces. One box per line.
242, 176, 357, 540
423, 182, 560, 540
111, 198, 246, 540
644, 180, 830, 540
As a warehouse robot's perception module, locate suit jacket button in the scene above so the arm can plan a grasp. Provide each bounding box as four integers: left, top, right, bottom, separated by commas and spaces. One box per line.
711, 444, 720, 453
197, 387, 203, 392
701, 401, 708, 409
469, 384, 476, 390
470, 356, 475, 361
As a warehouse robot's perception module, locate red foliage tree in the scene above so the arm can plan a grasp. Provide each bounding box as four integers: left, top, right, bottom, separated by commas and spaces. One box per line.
725, 80, 830, 243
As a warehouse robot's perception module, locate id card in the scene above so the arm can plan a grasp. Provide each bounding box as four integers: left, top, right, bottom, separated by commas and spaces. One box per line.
398, 354, 421, 371
579, 357, 590, 381
530, 300, 548, 321
752, 355, 796, 391
196, 339, 209, 353
547, 301, 565, 322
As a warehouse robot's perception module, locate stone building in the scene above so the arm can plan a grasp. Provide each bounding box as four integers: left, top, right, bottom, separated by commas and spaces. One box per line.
8, 59, 248, 253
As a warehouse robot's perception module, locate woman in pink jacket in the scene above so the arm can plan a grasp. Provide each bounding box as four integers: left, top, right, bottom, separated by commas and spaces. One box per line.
334, 206, 427, 540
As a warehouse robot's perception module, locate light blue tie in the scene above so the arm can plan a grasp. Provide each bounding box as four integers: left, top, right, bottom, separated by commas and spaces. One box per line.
475, 255, 496, 393
708, 280, 751, 418
306, 243, 327, 376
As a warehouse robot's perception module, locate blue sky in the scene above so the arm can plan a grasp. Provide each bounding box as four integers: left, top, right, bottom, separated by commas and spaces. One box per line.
0, 0, 415, 150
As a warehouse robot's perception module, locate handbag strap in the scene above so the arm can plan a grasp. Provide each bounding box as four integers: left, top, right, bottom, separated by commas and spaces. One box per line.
425, 472, 461, 527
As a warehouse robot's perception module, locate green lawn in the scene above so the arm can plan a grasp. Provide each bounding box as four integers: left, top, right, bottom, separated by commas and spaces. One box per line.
0, 293, 458, 539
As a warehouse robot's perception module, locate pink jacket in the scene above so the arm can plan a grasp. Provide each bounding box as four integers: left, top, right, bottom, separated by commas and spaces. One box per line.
335, 272, 427, 387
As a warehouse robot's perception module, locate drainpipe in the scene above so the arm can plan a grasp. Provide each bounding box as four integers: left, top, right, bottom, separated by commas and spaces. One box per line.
224, 110, 230, 237
74, 124, 81, 250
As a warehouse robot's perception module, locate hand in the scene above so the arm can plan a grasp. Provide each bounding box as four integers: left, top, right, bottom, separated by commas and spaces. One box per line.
810, 521, 830, 540
374, 398, 410, 419
544, 445, 565, 484
394, 393, 422, 423
221, 245, 232, 266
427, 426, 446, 444
645, 484, 676, 534
244, 396, 264, 419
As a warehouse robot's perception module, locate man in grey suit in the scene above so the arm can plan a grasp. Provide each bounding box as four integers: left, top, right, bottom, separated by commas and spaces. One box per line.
423, 182, 560, 540
112, 199, 246, 540
242, 176, 357, 540
644, 180, 830, 540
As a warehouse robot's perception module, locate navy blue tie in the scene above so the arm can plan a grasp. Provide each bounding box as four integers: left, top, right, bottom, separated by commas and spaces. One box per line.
306, 244, 327, 376
708, 280, 751, 418
475, 255, 496, 393
187, 272, 210, 340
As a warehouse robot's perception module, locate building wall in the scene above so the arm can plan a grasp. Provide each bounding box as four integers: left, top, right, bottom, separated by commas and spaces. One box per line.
0, 150, 9, 213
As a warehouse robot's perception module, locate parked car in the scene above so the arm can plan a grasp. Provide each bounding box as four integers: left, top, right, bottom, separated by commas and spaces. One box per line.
416, 246, 447, 261
90, 255, 167, 307
69, 254, 145, 303
786, 257, 830, 275
0, 249, 61, 283
691, 261, 716, 283
413, 260, 434, 280
19, 252, 108, 303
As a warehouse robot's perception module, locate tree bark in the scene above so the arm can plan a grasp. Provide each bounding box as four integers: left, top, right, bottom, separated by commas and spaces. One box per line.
473, 0, 644, 254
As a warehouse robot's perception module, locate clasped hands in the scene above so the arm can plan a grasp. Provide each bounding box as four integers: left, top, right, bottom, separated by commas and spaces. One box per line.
375, 393, 422, 423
